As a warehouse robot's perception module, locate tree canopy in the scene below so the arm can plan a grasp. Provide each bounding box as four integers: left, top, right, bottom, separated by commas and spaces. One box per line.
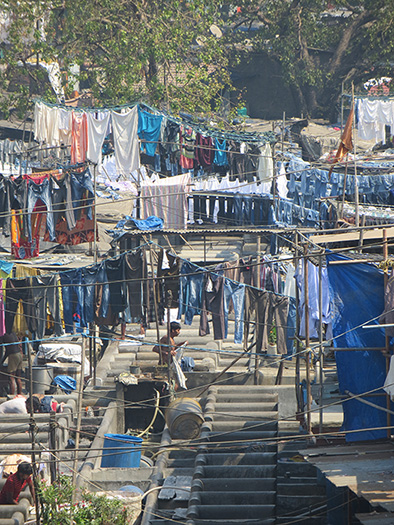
2, 1, 394, 119
229, 0, 394, 118
0, 0, 233, 116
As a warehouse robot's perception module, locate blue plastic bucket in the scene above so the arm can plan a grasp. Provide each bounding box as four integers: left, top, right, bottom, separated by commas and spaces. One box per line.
101, 434, 143, 468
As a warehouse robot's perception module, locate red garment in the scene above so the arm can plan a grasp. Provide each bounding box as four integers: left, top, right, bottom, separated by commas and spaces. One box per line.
0, 472, 30, 504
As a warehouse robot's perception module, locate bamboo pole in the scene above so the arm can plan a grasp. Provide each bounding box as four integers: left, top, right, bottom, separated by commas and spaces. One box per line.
383, 229, 391, 438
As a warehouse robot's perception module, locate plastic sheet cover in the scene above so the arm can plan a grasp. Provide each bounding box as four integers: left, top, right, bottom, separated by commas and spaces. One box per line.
327, 253, 390, 442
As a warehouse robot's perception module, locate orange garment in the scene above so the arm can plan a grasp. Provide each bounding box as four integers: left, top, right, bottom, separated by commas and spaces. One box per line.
71, 112, 88, 164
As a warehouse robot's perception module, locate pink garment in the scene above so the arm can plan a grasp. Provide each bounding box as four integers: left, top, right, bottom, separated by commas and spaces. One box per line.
140, 173, 191, 229
71, 112, 88, 164
0, 280, 5, 337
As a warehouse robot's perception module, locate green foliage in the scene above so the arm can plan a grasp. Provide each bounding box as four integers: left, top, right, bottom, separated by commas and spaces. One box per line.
38, 475, 128, 525
0, 0, 236, 118
229, 0, 394, 117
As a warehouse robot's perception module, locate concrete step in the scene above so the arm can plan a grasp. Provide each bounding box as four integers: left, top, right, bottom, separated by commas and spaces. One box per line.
208, 430, 277, 442
213, 403, 278, 412
196, 477, 276, 492
195, 464, 276, 478
277, 483, 326, 496
214, 393, 278, 403
209, 420, 277, 433
210, 411, 278, 421
199, 491, 276, 505
188, 504, 275, 520
197, 452, 276, 466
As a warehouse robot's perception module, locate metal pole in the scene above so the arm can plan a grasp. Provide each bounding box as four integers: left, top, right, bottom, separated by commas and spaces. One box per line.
383, 229, 391, 438
93, 165, 98, 263
27, 342, 40, 525
255, 236, 261, 385
352, 83, 359, 227
304, 245, 312, 434
72, 336, 86, 499
295, 233, 302, 414
318, 252, 324, 435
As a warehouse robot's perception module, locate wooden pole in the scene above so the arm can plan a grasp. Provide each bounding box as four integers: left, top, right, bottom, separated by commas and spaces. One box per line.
149, 241, 161, 346
27, 343, 40, 525
72, 336, 86, 500
93, 164, 98, 263
304, 245, 312, 434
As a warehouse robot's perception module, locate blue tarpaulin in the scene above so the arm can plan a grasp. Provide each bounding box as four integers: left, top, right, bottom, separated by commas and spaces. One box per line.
327, 253, 390, 442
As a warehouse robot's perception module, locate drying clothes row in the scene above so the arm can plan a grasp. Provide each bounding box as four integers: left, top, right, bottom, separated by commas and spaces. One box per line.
34, 103, 140, 177
272, 198, 320, 229
287, 155, 394, 207
356, 97, 394, 144
0, 169, 95, 257
34, 102, 275, 182
0, 140, 24, 166
0, 251, 146, 340
177, 260, 290, 352
189, 193, 271, 226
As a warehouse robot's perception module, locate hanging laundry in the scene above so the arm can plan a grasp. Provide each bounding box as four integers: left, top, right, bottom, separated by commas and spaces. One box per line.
125, 251, 144, 320
138, 109, 163, 157
379, 274, 394, 337
157, 250, 180, 322
199, 273, 225, 340
140, 173, 191, 229
71, 112, 88, 164
87, 112, 110, 164
180, 126, 196, 170
178, 261, 205, 325
195, 134, 214, 168
112, 106, 140, 177
213, 138, 228, 167
257, 143, 273, 193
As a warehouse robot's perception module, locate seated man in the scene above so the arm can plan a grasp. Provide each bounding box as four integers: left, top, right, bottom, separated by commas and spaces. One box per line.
0, 461, 35, 505
152, 322, 188, 365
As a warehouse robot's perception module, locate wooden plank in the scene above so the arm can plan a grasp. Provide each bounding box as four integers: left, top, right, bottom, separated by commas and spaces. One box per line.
311, 226, 394, 244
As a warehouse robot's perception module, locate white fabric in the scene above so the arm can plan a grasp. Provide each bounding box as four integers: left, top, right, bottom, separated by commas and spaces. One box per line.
112, 107, 140, 177
284, 263, 296, 299
384, 355, 394, 398
58, 108, 71, 145
87, 112, 110, 164
357, 98, 390, 144
140, 173, 191, 229
33, 102, 44, 143
257, 143, 274, 193
0, 396, 27, 414
277, 162, 288, 199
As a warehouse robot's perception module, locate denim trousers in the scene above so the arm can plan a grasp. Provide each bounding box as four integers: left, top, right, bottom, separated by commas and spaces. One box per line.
70, 170, 94, 223
27, 178, 55, 241
31, 275, 63, 339
104, 255, 127, 315
224, 280, 245, 344
60, 269, 84, 332
5, 278, 36, 334
82, 264, 109, 324
178, 261, 204, 325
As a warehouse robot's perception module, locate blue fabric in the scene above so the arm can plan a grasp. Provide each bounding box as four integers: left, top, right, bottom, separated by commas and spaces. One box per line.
115, 216, 164, 231
0, 259, 13, 276
138, 109, 163, 157
52, 375, 77, 394
223, 279, 245, 344
327, 253, 389, 442
178, 261, 204, 325
60, 268, 84, 332
213, 138, 228, 167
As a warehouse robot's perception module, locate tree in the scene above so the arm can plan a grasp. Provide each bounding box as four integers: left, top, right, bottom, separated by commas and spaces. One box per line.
0, 0, 234, 117
229, 0, 394, 119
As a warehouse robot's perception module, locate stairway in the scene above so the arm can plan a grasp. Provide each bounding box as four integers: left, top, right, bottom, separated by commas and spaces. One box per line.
186, 385, 279, 525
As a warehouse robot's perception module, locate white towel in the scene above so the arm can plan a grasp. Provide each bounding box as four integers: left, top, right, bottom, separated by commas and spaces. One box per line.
112, 107, 140, 178
87, 112, 110, 164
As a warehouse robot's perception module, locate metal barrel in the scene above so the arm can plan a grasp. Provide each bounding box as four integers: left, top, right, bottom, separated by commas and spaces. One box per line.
165, 397, 204, 439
